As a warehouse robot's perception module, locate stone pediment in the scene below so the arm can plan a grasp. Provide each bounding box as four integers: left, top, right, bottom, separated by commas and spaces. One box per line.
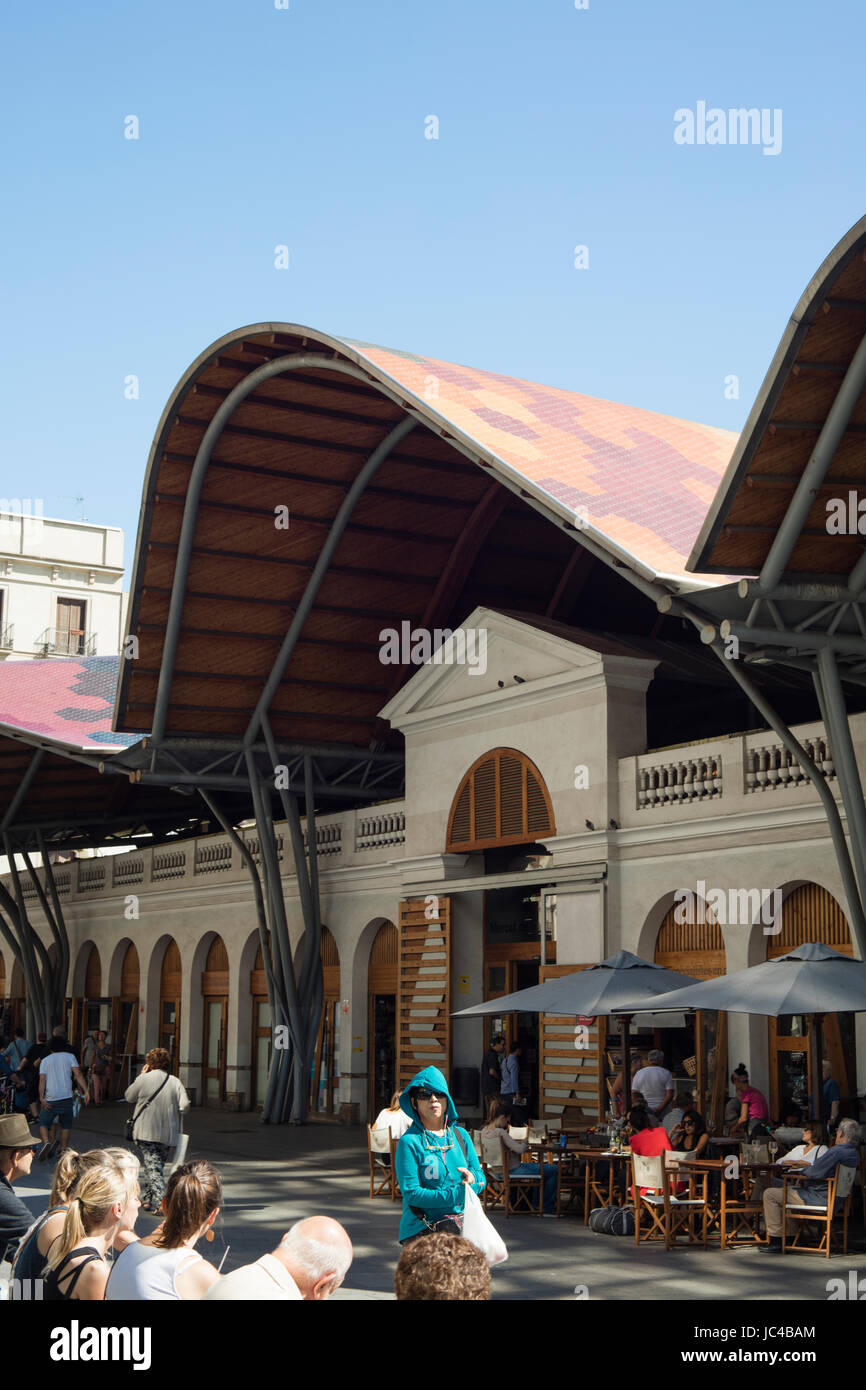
379, 607, 657, 731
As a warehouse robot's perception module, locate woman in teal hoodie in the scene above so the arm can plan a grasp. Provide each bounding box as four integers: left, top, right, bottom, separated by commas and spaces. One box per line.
394, 1065, 485, 1244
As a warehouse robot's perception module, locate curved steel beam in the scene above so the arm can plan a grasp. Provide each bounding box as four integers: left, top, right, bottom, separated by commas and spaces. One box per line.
149, 352, 415, 748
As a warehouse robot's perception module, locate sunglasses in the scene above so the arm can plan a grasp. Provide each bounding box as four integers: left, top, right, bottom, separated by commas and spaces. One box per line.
415, 1089, 446, 1101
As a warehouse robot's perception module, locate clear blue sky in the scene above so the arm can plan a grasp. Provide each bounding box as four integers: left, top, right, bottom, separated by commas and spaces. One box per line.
2, 0, 864, 572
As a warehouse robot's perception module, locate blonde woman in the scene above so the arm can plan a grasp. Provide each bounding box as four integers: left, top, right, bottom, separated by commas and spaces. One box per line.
372, 1090, 411, 1141
10, 1145, 139, 1291
42, 1158, 140, 1300
105, 1159, 222, 1300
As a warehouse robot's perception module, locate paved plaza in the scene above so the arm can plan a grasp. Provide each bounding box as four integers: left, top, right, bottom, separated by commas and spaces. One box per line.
11, 1107, 866, 1302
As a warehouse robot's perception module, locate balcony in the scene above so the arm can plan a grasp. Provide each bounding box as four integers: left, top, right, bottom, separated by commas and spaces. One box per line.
0, 622, 13, 650
34, 627, 97, 658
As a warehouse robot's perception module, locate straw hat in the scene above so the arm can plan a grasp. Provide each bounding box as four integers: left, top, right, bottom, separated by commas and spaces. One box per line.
0, 1113, 41, 1150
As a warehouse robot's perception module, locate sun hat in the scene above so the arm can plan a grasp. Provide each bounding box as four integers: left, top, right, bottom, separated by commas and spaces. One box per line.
0, 1113, 41, 1150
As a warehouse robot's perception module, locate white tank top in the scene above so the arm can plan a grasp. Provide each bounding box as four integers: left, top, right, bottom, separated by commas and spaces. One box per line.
105, 1240, 202, 1300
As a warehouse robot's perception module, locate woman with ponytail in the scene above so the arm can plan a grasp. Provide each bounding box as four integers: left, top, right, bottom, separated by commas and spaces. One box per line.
11, 1146, 140, 1289
105, 1158, 222, 1300
42, 1158, 141, 1300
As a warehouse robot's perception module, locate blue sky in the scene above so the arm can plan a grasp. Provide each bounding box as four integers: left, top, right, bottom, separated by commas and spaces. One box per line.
2, 0, 865, 571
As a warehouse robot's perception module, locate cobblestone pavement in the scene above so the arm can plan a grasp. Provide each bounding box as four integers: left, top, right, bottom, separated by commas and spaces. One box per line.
12, 1105, 866, 1301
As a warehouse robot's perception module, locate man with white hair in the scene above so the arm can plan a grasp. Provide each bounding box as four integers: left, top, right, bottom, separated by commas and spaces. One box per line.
203, 1216, 353, 1300
631, 1050, 674, 1120
760, 1118, 862, 1254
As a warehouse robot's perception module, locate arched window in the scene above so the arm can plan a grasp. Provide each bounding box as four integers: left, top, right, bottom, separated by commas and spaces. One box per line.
446, 748, 555, 852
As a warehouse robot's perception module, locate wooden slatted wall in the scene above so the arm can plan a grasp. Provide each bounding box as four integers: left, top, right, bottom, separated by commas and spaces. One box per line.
767, 883, 853, 958
538, 963, 602, 1124
397, 897, 452, 1088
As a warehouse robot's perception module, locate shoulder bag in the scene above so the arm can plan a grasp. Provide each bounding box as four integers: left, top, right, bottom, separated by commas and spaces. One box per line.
125, 1072, 170, 1142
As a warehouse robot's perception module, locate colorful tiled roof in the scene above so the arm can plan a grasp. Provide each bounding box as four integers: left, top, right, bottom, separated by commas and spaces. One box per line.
0, 656, 139, 751
348, 340, 738, 583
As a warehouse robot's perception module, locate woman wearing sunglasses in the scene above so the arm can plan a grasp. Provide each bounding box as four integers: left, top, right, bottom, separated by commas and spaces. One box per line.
394, 1065, 485, 1245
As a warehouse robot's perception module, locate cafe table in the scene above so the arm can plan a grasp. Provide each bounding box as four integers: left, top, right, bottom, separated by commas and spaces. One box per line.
669, 1154, 777, 1249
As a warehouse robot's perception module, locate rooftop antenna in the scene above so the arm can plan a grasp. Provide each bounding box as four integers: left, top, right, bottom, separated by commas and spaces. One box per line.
57, 495, 88, 522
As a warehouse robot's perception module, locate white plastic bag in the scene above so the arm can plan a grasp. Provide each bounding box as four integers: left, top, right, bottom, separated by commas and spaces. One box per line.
462, 1184, 508, 1266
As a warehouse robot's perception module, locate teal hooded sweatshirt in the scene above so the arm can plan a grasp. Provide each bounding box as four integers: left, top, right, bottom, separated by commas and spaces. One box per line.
394, 1065, 485, 1243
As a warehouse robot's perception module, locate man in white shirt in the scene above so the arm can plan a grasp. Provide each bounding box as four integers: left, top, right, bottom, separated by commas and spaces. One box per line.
632, 1050, 674, 1119
204, 1216, 353, 1301
37, 1039, 89, 1157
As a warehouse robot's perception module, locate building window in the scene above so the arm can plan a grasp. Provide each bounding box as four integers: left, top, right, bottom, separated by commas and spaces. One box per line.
55, 597, 87, 655
446, 748, 555, 852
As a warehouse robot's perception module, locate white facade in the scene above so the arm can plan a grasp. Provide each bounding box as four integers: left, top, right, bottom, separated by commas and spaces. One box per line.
1, 608, 864, 1120
0, 511, 127, 660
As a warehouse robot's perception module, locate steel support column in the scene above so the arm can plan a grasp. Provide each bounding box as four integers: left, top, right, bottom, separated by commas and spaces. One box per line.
149, 352, 417, 749
759, 327, 866, 591
814, 647, 866, 931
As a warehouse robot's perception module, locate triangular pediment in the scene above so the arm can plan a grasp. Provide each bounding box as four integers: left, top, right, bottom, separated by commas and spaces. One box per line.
379, 608, 657, 729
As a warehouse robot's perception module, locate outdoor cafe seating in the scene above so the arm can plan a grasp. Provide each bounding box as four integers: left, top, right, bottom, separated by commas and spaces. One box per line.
781, 1163, 858, 1257
366, 1124, 400, 1200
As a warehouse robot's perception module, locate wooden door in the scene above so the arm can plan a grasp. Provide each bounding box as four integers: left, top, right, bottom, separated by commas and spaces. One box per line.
56, 598, 86, 656
367, 922, 397, 1120
159, 940, 182, 1073
202, 997, 228, 1106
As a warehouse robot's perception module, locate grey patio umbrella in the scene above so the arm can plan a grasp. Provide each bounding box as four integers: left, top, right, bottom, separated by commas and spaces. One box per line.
611, 942, 866, 1119
452, 950, 701, 1114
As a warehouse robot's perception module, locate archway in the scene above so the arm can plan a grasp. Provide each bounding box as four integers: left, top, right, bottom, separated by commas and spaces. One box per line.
296, 927, 340, 1115
152, 938, 182, 1074
367, 920, 398, 1119
762, 882, 855, 1121
108, 940, 140, 1096
70, 942, 107, 1057
645, 896, 728, 1127
242, 930, 272, 1110
200, 935, 229, 1107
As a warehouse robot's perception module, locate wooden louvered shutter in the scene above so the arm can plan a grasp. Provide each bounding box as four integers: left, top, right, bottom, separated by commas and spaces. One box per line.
446, 748, 555, 851
84, 946, 101, 997
397, 897, 452, 1089
766, 884, 853, 959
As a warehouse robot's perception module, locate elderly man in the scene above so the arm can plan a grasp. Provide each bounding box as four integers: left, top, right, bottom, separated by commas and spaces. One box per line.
0, 1113, 41, 1266
760, 1118, 861, 1253
203, 1216, 353, 1300
632, 1050, 674, 1120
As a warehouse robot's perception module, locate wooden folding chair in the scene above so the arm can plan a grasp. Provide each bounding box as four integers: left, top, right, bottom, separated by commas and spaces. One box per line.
782, 1165, 857, 1257
556, 1151, 584, 1218
579, 1148, 621, 1224
367, 1125, 398, 1200
632, 1153, 708, 1251
499, 1137, 543, 1217
479, 1132, 506, 1211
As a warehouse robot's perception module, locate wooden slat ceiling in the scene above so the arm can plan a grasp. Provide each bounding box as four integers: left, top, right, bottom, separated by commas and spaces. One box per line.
689, 215, 866, 576
117, 328, 586, 743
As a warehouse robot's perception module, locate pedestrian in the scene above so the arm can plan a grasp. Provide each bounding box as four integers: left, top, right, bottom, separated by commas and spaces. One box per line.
394, 1065, 485, 1246
42, 1156, 140, 1300
88, 1031, 112, 1107
394, 1232, 491, 1300
2, 1028, 31, 1072
822, 1060, 841, 1130
0, 1112, 41, 1266
480, 1034, 505, 1110
632, 1050, 674, 1120
500, 1042, 521, 1105
105, 1158, 222, 1300
125, 1047, 189, 1211
15, 1033, 48, 1122
203, 1216, 353, 1301
37, 1037, 89, 1159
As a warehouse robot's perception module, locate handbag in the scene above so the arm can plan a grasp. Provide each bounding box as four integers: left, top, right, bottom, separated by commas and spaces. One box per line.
409, 1127, 483, 1241
125, 1072, 170, 1142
